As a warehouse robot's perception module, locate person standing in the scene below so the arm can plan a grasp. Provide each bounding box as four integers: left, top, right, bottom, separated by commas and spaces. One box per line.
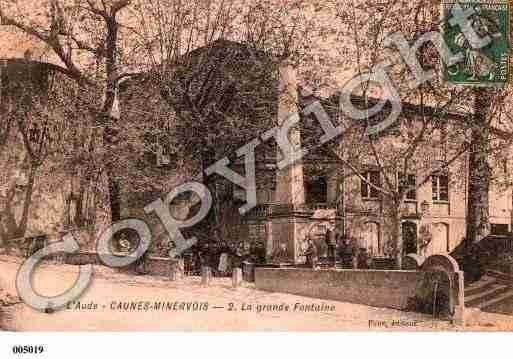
272, 242, 288, 263
357, 248, 371, 269
209, 242, 220, 277
135, 248, 149, 275
304, 238, 318, 270
352, 247, 359, 269
253, 241, 267, 265
232, 242, 244, 269
201, 243, 212, 272
218, 252, 229, 276
325, 226, 337, 266
192, 245, 203, 275
218, 241, 230, 276
340, 237, 355, 267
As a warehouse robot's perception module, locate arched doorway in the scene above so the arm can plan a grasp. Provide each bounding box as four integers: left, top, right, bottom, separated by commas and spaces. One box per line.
402, 221, 417, 255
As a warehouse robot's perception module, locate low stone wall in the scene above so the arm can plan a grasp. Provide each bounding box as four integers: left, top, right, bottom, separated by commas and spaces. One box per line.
144, 256, 182, 277
64, 251, 102, 265
34, 250, 180, 278
255, 268, 464, 320
1, 247, 182, 278
64, 251, 182, 277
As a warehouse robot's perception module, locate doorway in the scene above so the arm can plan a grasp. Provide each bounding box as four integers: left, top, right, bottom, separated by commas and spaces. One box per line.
402, 221, 417, 255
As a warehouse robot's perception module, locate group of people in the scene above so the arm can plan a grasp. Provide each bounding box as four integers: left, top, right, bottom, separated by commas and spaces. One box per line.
131, 226, 375, 276
303, 227, 372, 270
186, 241, 266, 277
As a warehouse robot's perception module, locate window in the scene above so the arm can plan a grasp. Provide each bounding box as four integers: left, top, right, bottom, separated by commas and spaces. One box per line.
491, 223, 509, 236
399, 173, 416, 201
156, 142, 171, 167
432, 174, 449, 201
306, 177, 328, 203
152, 135, 173, 168
233, 186, 246, 202
361, 171, 380, 200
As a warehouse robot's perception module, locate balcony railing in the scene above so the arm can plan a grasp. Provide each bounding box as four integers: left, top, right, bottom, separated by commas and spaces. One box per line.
244, 202, 337, 219
305, 203, 332, 211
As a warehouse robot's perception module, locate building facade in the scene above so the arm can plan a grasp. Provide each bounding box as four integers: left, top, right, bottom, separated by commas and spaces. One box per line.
231, 65, 513, 264
2, 54, 512, 264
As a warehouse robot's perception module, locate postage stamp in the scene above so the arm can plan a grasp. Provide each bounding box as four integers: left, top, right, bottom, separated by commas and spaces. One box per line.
441, 0, 510, 86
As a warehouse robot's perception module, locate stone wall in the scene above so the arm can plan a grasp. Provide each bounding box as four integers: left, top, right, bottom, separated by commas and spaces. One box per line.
6, 249, 182, 278
255, 268, 464, 318
62, 251, 181, 277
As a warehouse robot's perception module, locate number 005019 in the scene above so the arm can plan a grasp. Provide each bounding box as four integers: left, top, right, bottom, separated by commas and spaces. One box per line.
12, 345, 44, 354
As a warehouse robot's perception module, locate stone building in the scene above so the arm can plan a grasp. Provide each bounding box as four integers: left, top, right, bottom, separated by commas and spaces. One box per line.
0, 58, 108, 248
1, 43, 512, 263
234, 83, 513, 264
194, 55, 513, 264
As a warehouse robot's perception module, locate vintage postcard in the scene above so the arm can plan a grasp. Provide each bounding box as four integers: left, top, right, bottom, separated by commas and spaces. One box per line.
0, 0, 513, 341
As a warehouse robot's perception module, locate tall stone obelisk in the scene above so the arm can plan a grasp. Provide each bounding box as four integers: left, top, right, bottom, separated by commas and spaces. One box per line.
275, 62, 305, 204
269, 61, 310, 263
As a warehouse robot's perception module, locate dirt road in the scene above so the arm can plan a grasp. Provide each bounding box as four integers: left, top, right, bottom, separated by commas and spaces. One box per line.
0, 255, 512, 331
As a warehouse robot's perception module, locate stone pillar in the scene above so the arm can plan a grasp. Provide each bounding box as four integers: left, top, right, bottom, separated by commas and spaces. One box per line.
328, 172, 344, 239
453, 270, 466, 326
201, 266, 212, 286
269, 62, 311, 264
169, 259, 184, 281
419, 204, 432, 257
232, 268, 242, 288
265, 220, 273, 259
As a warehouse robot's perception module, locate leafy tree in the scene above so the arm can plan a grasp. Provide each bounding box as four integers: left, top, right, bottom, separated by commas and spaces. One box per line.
0, 0, 139, 224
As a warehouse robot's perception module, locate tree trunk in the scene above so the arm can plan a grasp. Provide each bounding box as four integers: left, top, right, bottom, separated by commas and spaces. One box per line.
73, 177, 87, 227
14, 161, 38, 238
108, 170, 121, 223
0, 161, 38, 245
102, 15, 122, 225
201, 147, 219, 244
0, 185, 19, 240
335, 170, 345, 237
392, 204, 403, 269
466, 89, 491, 245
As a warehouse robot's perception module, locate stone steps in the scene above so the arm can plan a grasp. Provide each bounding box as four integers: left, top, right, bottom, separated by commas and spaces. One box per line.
464, 275, 513, 312
465, 285, 509, 307
477, 291, 513, 311
465, 277, 497, 295
485, 269, 513, 284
